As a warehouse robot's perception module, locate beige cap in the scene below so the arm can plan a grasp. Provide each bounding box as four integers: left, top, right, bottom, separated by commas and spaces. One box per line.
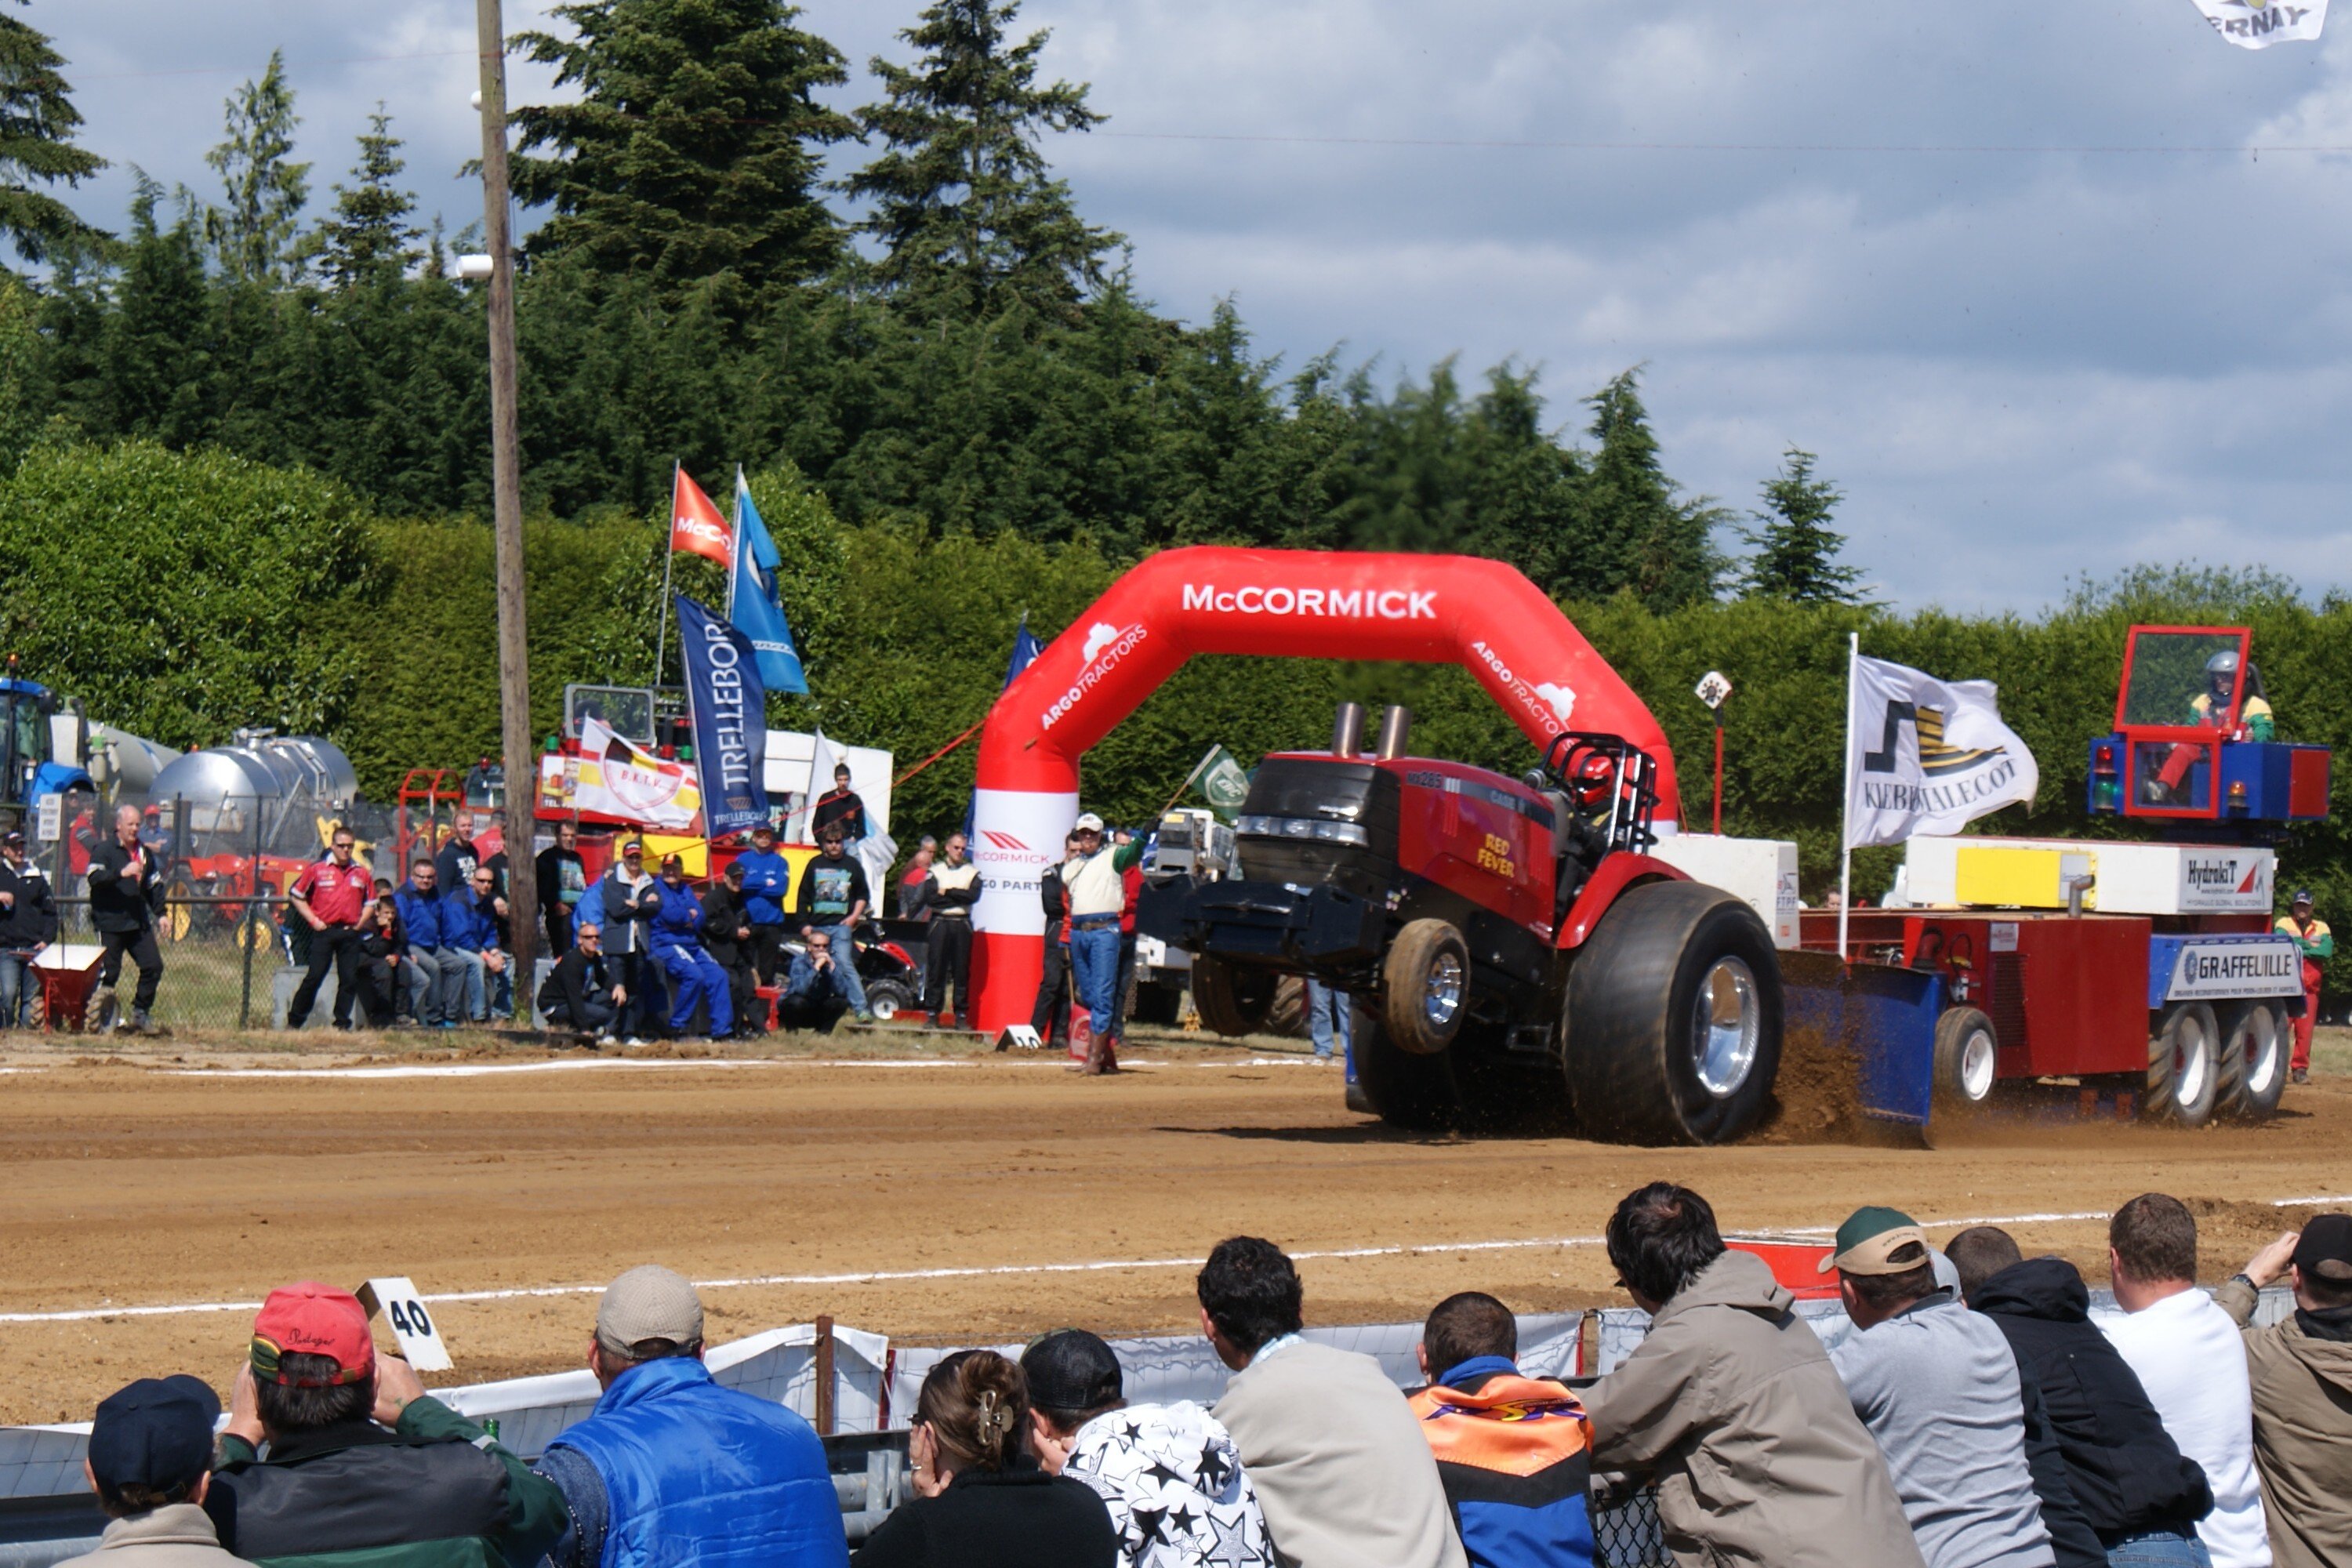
1817, 1206, 1933, 1277
596, 1265, 705, 1356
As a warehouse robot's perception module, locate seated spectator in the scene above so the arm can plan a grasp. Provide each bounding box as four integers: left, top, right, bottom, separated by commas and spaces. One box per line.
2216, 1215, 2352, 1568
648, 855, 732, 1042
57, 1375, 252, 1568
1581, 1182, 1922, 1568
1198, 1236, 1466, 1568
2100, 1194, 2270, 1568
353, 895, 431, 1030
700, 860, 768, 1036
1948, 1226, 2212, 1567
1406, 1291, 1593, 1568
851, 1350, 1115, 1567
1823, 1207, 2058, 1568
536, 1266, 845, 1568
440, 865, 506, 1024
538, 924, 626, 1044
394, 858, 464, 1029
1018, 1327, 1269, 1568
781, 929, 853, 1032
205, 1283, 566, 1568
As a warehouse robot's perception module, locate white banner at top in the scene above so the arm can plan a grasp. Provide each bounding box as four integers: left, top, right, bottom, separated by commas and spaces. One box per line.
2187, 0, 2328, 47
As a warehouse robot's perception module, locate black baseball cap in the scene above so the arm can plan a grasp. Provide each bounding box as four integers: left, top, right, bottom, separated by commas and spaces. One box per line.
1, 830, 21, 848
88, 1375, 220, 1494
2293, 1214, 2352, 1283
1020, 1328, 1123, 1416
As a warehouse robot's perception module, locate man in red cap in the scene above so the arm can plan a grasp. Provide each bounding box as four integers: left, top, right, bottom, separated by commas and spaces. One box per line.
205, 1283, 566, 1568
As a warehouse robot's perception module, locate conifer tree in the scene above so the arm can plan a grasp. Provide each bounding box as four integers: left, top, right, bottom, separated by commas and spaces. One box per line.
0, 2, 107, 267
847, 0, 1120, 311
510, 0, 853, 302
311, 106, 422, 287
205, 51, 310, 285
1575, 368, 1726, 610
1740, 447, 1867, 604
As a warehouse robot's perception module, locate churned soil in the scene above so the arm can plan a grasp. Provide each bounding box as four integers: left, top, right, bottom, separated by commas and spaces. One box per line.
0, 1027, 2343, 1425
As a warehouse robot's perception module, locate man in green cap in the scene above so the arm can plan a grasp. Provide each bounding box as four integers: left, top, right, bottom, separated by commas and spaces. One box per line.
1824, 1207, 2060, 1568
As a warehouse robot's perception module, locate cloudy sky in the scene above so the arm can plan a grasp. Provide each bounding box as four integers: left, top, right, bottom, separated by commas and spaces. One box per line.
38, 1, 2352, 611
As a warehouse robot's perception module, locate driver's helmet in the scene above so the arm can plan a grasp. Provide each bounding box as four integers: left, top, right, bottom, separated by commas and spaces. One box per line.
1571, 753, 1616, 808
2206, 648, 2241, 685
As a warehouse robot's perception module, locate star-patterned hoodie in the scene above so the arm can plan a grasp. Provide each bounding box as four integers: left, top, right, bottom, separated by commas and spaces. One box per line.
1065, 1401, 1272, 1568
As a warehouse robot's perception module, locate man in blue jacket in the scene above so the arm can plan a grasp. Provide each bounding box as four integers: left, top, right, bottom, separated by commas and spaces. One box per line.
731, 822, 793, 985
648, 856, 731, 1041
537, 1266, 846, 1568
445, 864, 510, 1023
583, 841, 662, 1043
394, 858, 466, 1029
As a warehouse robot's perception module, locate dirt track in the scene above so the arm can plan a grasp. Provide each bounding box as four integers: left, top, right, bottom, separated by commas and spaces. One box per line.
0, 1031, 2346, 1425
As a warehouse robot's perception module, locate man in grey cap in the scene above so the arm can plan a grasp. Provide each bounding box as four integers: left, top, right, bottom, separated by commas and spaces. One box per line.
535, 1266, 846, 1568
1825, 1207, 2061, 1568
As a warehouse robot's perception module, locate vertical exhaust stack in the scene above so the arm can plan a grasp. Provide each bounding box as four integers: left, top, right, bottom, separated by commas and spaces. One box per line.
1375, 706, 1413, 760
1331, 702, 1366, 758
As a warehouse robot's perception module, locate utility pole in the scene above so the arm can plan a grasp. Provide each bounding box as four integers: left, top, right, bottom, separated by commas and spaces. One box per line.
476, 0, 538, 1000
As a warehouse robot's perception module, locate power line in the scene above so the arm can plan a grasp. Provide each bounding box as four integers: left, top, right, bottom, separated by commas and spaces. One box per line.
1098, 129, 2352, 156
75, 49, 476, 84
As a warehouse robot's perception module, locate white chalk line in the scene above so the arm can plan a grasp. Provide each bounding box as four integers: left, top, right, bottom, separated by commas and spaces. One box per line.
157, 1053, 1334, 1080
6, 1192, 2346, 1328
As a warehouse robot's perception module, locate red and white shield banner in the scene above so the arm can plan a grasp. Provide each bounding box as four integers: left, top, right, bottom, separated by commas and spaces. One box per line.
670, 467, 735, 567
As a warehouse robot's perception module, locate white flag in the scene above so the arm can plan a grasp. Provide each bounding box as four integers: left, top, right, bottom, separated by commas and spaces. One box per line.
1846, 655, 2038, 850
2187, 0, 2327, 48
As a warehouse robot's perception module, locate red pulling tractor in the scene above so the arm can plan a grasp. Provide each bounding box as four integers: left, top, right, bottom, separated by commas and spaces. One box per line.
1145, 704, 1781, 1144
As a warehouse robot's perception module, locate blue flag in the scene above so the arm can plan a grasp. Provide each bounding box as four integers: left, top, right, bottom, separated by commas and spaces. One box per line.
676, 594, 770, 837
729, 474, 808, 695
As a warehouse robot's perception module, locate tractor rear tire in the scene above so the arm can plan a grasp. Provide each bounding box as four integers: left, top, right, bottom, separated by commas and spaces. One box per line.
1383, 919, 1471, 1057
1192, 956, 1275, 1039
2145, 1001, 2220, 1127
1563, 880, 1783, 1145
1352, 1007, 1460, 1131
2216, 1000, 2287, 1121
1932, 1007, 2001, 1119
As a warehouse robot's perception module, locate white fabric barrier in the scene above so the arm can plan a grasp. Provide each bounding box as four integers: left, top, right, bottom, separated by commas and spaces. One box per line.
1593, 1285, 2294, 1375
884, 1313, 1584, 1428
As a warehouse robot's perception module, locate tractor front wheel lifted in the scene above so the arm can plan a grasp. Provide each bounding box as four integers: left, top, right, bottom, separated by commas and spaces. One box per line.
1383, 919, 1471, 1056
1191, 955, 1275, 1039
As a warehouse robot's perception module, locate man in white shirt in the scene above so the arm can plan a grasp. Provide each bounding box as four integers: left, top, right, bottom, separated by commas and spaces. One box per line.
2099, 1192, 2270, 1568
1062, 811, 1142, 1075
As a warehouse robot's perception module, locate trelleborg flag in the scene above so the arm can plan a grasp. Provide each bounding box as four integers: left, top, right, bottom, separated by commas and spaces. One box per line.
729, 473, 809, 695
2187, 0, 2327, 46
671, 466, 734, 566
676, 595, 769, 837
1845, 655, 2038, 848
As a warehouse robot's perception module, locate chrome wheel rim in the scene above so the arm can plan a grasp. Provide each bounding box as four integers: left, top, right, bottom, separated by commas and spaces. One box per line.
2175, 1015, 2212, 1107
870, 992, 898, 1020
1960, 1027, 1997, 1102
1424, 951, 1464, 1029
1693, 957, 1760, 1098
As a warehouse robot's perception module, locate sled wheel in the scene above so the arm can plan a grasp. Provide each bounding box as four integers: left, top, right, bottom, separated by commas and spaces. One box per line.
1933, 1007, 2000, 1118
1563, 880, 1783, 1145
1352, 1006, 1461, 1131
1191, 955, 1275, 1039
2215, 1000, 2285, 1121
1263, 975, 1308, 1038
2145, 1001, 2220, 1127
1382, 919, 1471, 1057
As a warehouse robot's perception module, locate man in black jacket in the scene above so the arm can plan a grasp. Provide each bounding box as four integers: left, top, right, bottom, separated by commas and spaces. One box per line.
86, 804, 165, 1034
1029, 833, 1078, 1047
916, 833, 978, 1029
1950, 1227, 2215, 1565
537, 923, 625, 1043
699, 861, 766, 1036
535, 822, 586, 959
0, 829, 56, 1029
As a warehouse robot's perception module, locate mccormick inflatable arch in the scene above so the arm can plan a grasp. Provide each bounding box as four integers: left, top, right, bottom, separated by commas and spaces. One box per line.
967, 547, 1683, 1030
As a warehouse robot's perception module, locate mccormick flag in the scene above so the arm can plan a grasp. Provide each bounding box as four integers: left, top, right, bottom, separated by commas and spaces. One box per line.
1845, 655, 2038, 849
2187, 0, 2328, 45
670, 466, 734, 567
729, 471, 809, 695
675, 595, 769, 837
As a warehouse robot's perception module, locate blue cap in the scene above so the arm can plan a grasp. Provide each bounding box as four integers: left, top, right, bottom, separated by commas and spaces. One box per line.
88, 1375, 220, 1494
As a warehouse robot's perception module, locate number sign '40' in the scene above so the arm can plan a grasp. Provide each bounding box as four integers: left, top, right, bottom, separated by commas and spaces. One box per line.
355, 1276, 453, 1371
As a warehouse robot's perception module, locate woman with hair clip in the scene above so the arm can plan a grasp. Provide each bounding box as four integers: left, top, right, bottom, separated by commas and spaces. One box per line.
852, 1350, 1116, 1567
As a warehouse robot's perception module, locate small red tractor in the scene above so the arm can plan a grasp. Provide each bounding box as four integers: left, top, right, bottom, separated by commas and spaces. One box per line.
1146, 705, 1780, 1143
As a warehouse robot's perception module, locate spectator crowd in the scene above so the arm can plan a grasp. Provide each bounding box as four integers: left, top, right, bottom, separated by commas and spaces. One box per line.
52, 1187, 2352, 1568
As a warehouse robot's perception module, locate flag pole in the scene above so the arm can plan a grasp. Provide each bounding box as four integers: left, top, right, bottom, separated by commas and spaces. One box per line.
1155, 746, 1222, 822
726, 464, 742, 622
655, 461, 677, 687
1838, 630, 1858, 960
